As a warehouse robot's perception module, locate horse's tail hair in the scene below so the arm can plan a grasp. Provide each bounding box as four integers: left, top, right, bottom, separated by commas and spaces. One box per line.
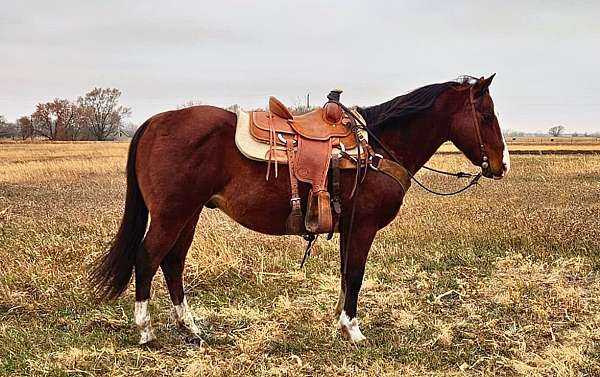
89, 120, 150, 301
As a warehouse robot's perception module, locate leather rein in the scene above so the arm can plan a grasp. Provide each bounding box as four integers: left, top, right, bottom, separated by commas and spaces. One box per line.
302, 87, 489, 271
334, 85, 489, 197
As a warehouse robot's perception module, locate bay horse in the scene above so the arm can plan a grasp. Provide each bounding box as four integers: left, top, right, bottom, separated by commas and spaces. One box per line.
90, 75, 510, 345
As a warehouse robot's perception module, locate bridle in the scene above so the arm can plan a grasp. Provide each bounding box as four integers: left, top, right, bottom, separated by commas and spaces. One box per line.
335, 84, 490, 197
307, 85, 491, 272
466, 85, 490, 173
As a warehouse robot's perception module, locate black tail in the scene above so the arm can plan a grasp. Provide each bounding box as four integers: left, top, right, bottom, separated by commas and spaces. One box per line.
89, 121, 150, 301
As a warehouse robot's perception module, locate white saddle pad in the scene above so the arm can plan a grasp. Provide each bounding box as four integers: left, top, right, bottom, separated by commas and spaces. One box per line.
234, 109, 368, 163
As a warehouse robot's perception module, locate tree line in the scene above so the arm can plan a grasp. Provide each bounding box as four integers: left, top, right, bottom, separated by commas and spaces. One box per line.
0, 88, 132, 141
6, 92, 597, 141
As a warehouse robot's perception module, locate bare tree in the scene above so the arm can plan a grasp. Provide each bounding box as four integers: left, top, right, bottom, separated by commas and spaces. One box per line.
548, 125, 565, 137
0, 115, 19, 138
16, 116, 34, 140
289, 96, 316, 115
69, 104, 93, 140
0, 115, 7, 137
31, 99, 78, 140
31, 103, 58, 140
121, 122, 139, 137
226, 104, 240, 113
78, 88, 131, 141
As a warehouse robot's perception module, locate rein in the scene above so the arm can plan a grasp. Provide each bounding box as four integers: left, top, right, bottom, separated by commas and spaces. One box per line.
332, 87, 486, 196
303, 86, 487, 270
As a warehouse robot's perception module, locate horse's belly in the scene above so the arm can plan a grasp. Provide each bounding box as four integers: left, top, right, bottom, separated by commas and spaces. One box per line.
207, 191, 291, 235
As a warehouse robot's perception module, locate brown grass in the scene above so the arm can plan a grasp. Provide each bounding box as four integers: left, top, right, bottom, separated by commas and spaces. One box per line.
1, 142, 599, 376
437, 139, 600, 153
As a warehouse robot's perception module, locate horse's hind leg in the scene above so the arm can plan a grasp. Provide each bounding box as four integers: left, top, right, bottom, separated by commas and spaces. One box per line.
134, 217, 187, 344
160, 213, 203, 341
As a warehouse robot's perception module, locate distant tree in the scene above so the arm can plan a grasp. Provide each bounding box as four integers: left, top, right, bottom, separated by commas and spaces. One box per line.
504, 129, 526, 137
548, 125, 565, 137
288, 96, 316, 115
78, 88, 131, 141
177, 100, 203, 109
16, 116, 34, 140
226, 104, 240, 113
69, 104, 94, 140
0, 115, 19, 138
31, 99, 78, 140
121, 122, 139, 137
0, 115, 7, 137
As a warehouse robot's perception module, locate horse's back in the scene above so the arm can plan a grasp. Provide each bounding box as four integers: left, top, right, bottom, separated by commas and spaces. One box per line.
142, 105, 236, 141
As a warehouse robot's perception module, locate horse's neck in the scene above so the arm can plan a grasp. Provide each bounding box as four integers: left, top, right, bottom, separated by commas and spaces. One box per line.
373, 113, 450, 174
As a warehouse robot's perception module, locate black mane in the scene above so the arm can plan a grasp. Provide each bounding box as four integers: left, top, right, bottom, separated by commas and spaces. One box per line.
357, 80, 465, 128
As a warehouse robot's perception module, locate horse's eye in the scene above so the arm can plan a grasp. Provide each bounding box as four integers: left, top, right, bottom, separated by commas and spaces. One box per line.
482, 113, 494, 123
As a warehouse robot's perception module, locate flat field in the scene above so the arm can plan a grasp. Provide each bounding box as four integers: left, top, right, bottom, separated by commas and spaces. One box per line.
439, 137, 600, 154
1, 142, 599, 376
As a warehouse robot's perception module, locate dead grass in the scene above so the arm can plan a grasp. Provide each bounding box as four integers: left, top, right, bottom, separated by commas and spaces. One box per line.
1, 142, 599, 376
437, 140, 600, 153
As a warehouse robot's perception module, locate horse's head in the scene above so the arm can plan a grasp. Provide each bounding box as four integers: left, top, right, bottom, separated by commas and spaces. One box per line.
448, 74, 510, 179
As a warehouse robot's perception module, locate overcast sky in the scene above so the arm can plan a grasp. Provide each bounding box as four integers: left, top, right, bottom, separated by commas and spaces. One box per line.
1, 1, 599, 133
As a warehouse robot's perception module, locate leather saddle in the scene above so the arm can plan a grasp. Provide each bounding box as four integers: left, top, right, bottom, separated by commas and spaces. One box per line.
248, 90, 360, 235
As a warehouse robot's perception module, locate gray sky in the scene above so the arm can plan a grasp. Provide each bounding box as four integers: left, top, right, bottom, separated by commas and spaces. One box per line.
1, 1, 599, 133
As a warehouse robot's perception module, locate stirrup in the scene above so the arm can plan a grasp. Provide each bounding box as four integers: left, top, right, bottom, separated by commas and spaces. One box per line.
305, 190, 333, 234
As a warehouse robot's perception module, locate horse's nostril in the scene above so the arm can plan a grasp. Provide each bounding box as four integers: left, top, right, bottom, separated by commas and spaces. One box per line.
502, 163, 508, 171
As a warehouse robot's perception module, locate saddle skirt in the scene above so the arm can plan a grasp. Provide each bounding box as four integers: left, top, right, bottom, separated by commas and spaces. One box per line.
234, 109, 368, 167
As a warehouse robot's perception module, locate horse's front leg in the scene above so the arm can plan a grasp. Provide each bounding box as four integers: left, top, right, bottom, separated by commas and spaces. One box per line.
337, 226, 377, 344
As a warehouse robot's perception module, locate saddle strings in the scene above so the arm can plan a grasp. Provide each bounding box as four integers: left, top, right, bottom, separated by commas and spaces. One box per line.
265, 112, 279, 180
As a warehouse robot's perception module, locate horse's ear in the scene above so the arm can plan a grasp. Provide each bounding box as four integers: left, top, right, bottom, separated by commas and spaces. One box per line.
473, 73, 496, 96
485, 73, 496, 86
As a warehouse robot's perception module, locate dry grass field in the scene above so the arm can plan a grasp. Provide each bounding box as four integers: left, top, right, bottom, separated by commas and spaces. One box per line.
438, 138, 600, 154
1, 141, 599, 376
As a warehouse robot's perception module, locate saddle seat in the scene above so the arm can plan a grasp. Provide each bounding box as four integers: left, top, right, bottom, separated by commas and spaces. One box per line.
250, 97, 358, 148
244, 91, 367, 236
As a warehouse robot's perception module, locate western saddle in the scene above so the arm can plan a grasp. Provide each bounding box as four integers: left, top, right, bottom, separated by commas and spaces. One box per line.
247, 90, 410, 239
248, 90, 369, 235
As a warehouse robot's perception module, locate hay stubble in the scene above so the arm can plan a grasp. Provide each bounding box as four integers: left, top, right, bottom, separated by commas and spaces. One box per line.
1, 142, 599, 376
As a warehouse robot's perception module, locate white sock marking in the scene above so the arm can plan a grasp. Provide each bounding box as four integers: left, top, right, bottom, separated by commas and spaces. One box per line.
174, 296, 202, 338
338, 310, 366, 343
135, 300, 156, 345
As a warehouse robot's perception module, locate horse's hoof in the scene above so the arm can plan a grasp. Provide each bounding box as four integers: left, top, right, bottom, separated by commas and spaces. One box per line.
138, 328, 157, 345
184, 334, 205, 348
177, 321, 206, 346
338, 311, 367, 344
